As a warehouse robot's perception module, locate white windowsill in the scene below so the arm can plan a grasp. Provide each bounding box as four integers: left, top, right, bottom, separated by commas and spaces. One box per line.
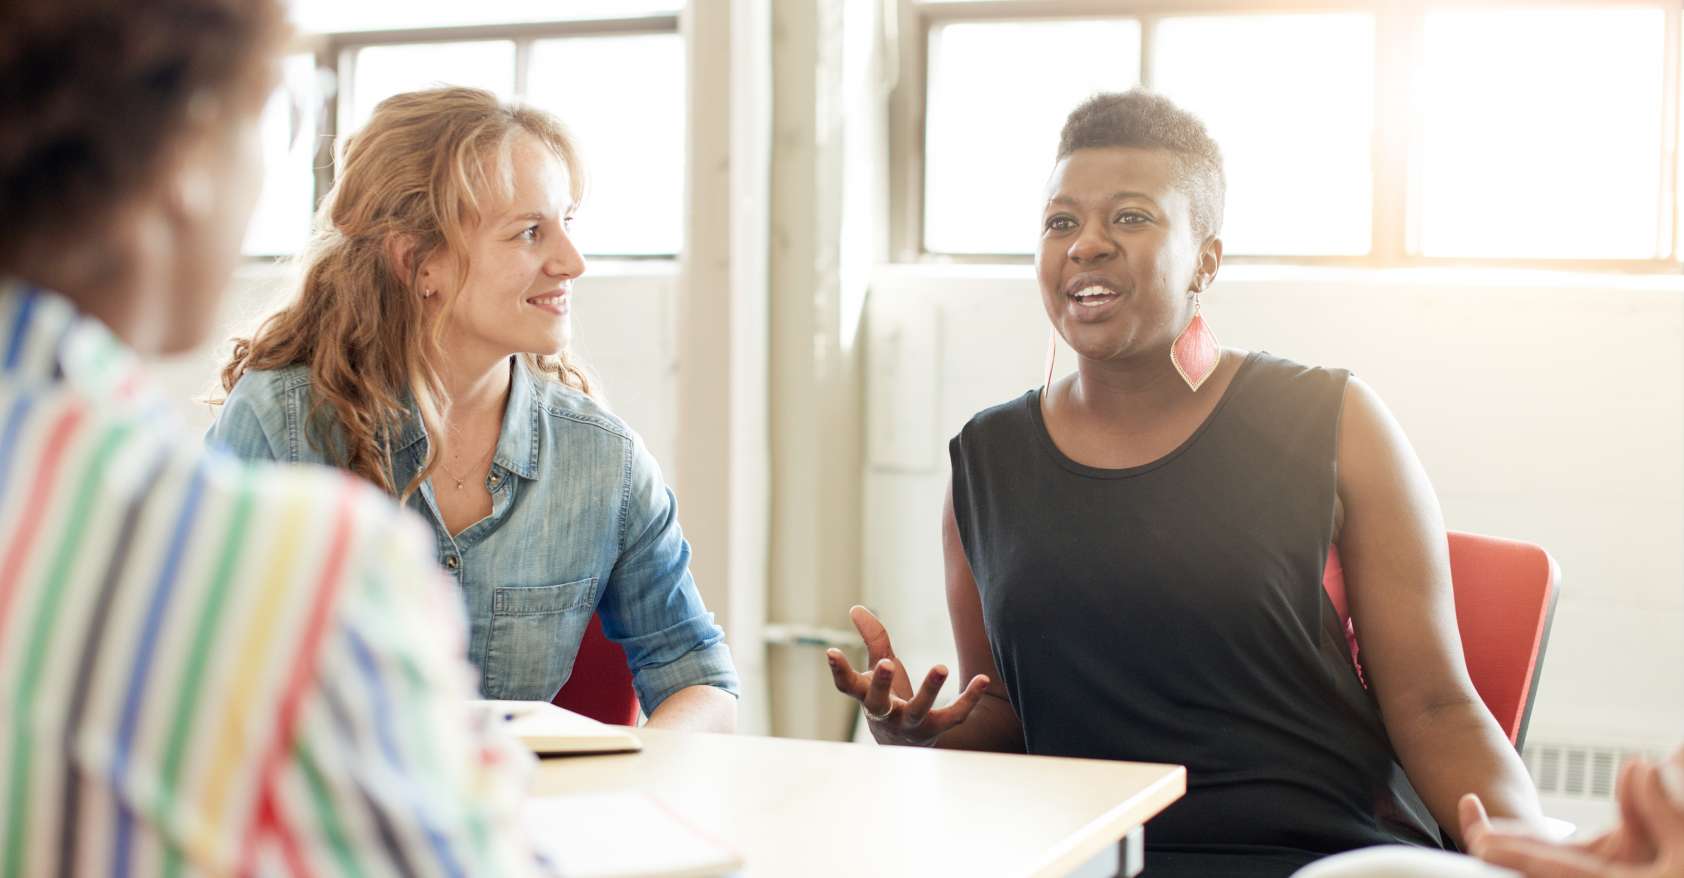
874, 261, 1684, 295
234, 256, 680, 285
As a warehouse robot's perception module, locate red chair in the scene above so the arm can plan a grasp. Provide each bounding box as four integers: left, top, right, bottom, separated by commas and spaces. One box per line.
551, 613, 640, 726
1322, 532, 1559, 750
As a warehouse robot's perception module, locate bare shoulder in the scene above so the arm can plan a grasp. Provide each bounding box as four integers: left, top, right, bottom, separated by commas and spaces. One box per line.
1335, 374, 1441, 542
1336, 375, 1415, 472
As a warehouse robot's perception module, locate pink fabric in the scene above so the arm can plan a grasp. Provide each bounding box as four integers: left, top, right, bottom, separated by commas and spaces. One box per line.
1321, 547, 1366, 687
1171, 311, 1220, 391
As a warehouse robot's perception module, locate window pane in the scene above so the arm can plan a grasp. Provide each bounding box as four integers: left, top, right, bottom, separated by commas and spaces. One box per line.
1420, 8, 1665, 260
924, 20, 1141, 254
345, 41, 516, 132
243, 54, 321, 256
1153, 13, 1375, 256
291, 0, 679, 34
527, 34, 685, 256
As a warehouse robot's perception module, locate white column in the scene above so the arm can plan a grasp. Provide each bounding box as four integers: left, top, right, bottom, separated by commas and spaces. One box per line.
765, 0, 888, 740
678, 0, 774, 735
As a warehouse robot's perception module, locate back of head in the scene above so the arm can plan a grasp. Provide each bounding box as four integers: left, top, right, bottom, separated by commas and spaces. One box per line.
223, 86, 591, 498
1058, 90, 1226, 241
0, 0, 287, 285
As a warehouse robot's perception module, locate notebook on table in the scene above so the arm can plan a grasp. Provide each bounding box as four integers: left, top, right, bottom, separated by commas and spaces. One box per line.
524, 792, 743, 878
471, 699, 642, 756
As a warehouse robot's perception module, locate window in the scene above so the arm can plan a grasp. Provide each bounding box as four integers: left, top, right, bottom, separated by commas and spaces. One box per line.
1419, 7, 1667, 260
243, 6, 684, 258
527, 34, 685, 256
344, 41, 518, 131
1152, 13, 1375, 257
906, 1, 1681, 269
289, 0, 681, 33
243, 54, 323, 256
923, 19, 1141, 254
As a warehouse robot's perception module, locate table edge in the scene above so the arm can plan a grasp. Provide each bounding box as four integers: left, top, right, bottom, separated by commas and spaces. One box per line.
1024, 764, 1187, 878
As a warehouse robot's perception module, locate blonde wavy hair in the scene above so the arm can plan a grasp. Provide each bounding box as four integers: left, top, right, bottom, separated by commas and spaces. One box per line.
220, 86, 594, 500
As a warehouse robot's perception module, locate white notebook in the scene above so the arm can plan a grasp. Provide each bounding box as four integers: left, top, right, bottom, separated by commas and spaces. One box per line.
525, 792, 744, 878
472, 700, 642, 755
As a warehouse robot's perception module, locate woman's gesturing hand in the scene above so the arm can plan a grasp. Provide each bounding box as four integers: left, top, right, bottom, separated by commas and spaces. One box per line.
1462, 749, 1684, 878
825, 605, 990, 747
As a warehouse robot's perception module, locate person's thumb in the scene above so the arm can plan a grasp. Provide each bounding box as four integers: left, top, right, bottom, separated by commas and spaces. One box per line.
1460, 793, 1494, 856
850, 605, 896, 663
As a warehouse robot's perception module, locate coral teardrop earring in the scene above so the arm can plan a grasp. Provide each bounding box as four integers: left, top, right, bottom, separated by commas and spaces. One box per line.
1170, 295, 1220, 392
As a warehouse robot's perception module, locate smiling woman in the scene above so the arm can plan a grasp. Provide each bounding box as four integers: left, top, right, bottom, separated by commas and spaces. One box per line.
208, 87, 740, 732
829, 90, 1546, 878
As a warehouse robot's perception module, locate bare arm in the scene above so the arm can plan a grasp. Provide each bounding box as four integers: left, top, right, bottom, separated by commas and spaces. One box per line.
935, 480, 1025, 753
1337, 377, 1544, 846
644, 684, 737, 733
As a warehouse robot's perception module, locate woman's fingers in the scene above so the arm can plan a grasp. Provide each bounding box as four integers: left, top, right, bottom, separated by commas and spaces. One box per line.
901, 665, 949, 726
1477, 836, 1622, 878
1661, 748, 1684, 808
925, 674, 990, 733
849, 606, 915, 698
825, 649, 869, 700
1627, 761, 1684, 854
1593, 760, 1659, 862
1460, 793, 1493, 857
861, 657, 898, 721
850, 606, 896, 665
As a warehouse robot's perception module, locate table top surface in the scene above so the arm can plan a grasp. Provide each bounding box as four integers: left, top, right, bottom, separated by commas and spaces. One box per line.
531, 728, 1185, 878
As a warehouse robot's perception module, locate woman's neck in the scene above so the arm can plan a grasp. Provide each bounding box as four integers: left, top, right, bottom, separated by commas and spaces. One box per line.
437, 349, 513, 432
1065, 348, 1208, 423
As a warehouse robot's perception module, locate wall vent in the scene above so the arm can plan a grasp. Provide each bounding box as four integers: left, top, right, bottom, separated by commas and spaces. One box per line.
1524, 741, 1664, 800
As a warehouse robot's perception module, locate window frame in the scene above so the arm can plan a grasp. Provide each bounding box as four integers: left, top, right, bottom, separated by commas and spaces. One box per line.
265, 11, 684, 261
892, 0, 1684, 273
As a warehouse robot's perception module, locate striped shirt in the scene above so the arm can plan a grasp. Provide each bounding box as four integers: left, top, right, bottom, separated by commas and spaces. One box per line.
0, 282, 548, 877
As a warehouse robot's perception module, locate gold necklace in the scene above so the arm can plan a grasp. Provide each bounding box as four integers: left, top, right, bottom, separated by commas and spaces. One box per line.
437, 432, 498, 491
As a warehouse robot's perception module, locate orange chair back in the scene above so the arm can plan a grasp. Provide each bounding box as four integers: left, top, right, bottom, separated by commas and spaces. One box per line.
1322, 532, 1559, 750
551, 613, 640, 726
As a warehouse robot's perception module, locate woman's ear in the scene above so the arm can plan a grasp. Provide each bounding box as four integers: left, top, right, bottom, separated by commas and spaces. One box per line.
384, 232, 413, 279
384, 233, 435, 299
1193, 235, 1224, 292
165, 163, 216, 225
158, 120, 223, 226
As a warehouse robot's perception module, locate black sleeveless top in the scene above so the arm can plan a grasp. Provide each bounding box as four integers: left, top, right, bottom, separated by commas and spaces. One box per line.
949, 353, 1441, 877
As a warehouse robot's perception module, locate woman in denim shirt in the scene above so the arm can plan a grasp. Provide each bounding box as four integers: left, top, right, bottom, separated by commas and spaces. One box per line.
209, 87, 738, 730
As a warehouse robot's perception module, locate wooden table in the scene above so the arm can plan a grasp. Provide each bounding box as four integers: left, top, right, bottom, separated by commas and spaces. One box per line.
532, 729, 1185, 878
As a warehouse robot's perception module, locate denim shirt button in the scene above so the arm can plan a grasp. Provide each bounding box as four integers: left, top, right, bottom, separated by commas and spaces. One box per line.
445, 555, 460, 570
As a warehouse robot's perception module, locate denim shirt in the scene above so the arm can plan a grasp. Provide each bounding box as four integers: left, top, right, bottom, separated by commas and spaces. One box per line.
206, 357, 738, 712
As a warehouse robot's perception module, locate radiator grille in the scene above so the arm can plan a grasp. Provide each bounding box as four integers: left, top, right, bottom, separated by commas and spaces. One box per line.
1524, 742, 1664, 799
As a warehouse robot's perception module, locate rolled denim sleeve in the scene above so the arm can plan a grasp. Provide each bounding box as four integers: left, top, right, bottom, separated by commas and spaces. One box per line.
598, 434, 739, 714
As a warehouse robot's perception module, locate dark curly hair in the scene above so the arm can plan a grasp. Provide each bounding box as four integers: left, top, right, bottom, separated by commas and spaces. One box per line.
0, 0, 289, 265
1058, 90, 1226, 241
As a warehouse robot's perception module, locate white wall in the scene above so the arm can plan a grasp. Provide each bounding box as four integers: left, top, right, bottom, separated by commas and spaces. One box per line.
863, 263, 1684, 755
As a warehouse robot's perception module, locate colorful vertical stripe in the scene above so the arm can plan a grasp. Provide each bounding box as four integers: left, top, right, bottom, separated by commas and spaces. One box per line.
3, 418, 128, 878
0, 282, 542, 877
55, 446, 171, 878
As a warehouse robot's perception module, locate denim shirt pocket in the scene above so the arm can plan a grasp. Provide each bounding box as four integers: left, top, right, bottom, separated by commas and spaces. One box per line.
481, 576, 599, 701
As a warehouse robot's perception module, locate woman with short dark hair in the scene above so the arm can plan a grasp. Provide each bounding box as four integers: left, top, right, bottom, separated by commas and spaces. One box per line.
828, 90, 1546, 877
